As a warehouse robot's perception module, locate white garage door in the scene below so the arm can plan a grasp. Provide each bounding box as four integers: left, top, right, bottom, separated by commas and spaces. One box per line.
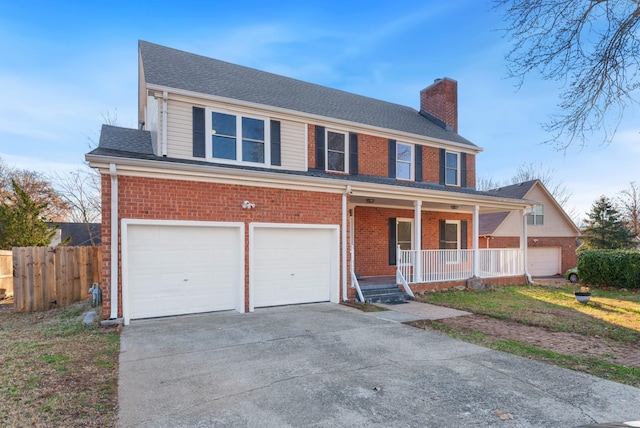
252, 226, 337, 308
124, 222, 243, 322
528, 247, 561, 276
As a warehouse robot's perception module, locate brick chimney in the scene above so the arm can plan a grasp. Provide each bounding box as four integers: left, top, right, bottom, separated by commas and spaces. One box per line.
419, 78, 458, 133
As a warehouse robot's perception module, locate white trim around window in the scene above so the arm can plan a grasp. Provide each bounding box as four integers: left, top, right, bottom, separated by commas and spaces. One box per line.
206, 109, 271, 167
396, 142, 414, 181
325, 129, 349, 173
444, 220, 461, 250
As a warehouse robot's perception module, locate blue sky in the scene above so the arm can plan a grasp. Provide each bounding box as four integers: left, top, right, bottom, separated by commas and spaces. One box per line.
0, 0, 638, 221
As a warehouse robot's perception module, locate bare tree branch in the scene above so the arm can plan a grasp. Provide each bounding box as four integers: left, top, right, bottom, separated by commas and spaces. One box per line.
494, 0, 640, 149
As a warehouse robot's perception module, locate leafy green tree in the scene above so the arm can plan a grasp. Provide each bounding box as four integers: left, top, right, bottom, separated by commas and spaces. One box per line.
0, 180, 57, 249
580, 196, 636, 250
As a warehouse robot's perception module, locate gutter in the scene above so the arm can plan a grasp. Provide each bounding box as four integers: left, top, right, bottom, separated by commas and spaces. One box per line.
161, 91, 168, 156
109, 164, 119, 319
86, 154, 533, 212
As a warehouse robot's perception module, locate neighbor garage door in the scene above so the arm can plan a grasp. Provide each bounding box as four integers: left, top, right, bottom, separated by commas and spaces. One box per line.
528, 247, 561, 276
124, 222, 243, 322
252, 225, 337, 308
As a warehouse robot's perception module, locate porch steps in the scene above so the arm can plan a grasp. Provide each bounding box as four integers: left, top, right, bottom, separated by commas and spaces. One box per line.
359, 284, 408, 305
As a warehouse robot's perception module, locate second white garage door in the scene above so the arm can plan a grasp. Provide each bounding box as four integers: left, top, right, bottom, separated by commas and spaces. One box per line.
528, 247, 561, 276
251, 225, 338, 309
123, 221, 244, 323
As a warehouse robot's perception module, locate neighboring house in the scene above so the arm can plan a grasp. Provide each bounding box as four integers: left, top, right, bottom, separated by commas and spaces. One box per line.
86, 41, 535, 324
50, 222, 102, 246
479, 180, 580, 276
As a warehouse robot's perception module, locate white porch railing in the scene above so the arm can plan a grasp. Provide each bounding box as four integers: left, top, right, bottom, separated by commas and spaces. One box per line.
477, 248, 524, 278
397, 248, 524, 284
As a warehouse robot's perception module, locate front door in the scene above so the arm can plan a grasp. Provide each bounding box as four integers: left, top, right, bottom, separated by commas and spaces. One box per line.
397, 219, 413, 250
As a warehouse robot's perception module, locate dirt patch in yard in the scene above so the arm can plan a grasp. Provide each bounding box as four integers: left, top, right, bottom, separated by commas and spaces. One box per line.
411, 314, 640, 370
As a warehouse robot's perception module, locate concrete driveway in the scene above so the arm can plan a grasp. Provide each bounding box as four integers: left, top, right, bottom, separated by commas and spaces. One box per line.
118, 303, 640, 427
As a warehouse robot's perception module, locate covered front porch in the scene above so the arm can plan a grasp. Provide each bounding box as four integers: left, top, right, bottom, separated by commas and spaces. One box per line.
347, 188, 533, 301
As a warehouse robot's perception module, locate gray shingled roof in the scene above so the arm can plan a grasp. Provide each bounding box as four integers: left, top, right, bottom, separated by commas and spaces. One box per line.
97, 124, 154, 155
484, 180, 538, 199
478, 212, 509, 235
479, 180, 538, 234
139, 40, 476, 147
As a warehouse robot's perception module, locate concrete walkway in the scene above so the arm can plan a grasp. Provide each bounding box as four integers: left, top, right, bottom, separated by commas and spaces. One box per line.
373, 300, 471, 322
118, 303, 640, 427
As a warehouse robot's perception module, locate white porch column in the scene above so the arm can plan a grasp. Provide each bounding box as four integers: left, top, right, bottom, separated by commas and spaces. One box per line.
521, 208, 531, 281
414, 200, 422, 282
472, 205, 479, 277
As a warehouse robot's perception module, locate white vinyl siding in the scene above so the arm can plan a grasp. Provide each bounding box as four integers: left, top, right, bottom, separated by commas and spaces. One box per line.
145, 95, 159, 155
162, 97, 306, 170
166, 99, 194, 159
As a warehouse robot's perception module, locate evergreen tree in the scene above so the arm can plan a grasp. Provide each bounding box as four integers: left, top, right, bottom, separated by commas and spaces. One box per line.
580, 196, 636, 250
0, 180, 57, 249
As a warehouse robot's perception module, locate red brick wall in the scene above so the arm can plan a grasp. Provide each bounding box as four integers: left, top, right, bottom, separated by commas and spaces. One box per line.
359, 134, 388, 176
306, 124, 476, 188
420, 78, 458, 133
308, 124, 316, 169
466, 153, 476, 188
101, 174, 346, 318
353, 206, 472, 277
410, 275, 528, 293
422, 146, 440, 183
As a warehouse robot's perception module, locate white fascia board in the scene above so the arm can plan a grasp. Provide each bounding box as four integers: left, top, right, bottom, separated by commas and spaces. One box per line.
146, 83, 483, 154
87, 153, 532, 211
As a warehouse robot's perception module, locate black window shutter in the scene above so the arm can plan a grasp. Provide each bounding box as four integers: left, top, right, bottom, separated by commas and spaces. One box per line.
439, 219, 446, 249
270, 120, 281, 166
388, 139, 396, 178
315, 126, 325, 170
461, 152, 467, 187
415, 145, 423, 182
439, 148, 446, 185
388, 217, 397, 265
192, 107, 206, 158
349, 133, 358, 175
461, 220, 468, 249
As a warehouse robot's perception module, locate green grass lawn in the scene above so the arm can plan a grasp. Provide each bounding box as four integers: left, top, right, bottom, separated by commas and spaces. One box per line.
417, 285, 640, 342
0, 300, 119, 427
413, 284, 640, 387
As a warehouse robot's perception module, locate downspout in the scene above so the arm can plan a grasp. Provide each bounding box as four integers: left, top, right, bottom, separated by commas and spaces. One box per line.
161, 91, 168, 156
109, 164, 119, 319
342, 185, 351, 301
522, 208, 533, 284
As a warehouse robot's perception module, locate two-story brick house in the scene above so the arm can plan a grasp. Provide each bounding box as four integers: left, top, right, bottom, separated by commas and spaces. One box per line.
87, 41, 534, 324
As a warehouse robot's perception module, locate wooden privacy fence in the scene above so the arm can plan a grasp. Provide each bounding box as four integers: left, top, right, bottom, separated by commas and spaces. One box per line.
0, 250, 12, 298
12, 246, 101, 313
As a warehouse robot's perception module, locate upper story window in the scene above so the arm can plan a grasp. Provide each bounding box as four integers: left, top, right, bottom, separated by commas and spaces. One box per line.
211, 111, 267, 165
326, 130, 348, 173
445, 151, 459, 186
527, 205, 544, 225
396, 143, 414, 180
